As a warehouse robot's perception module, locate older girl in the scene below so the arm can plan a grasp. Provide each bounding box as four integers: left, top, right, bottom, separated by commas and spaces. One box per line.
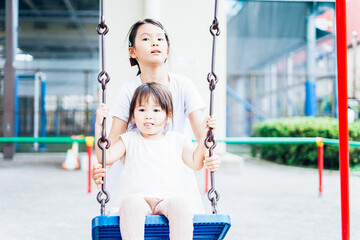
93, 19, 213, 192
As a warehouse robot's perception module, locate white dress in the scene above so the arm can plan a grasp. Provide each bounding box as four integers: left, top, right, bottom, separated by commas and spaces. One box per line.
105, 73, 207, 214
108, 131, 205, 215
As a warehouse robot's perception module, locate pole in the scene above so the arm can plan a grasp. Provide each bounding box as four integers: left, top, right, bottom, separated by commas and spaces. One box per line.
305, 4, 317, 117
85, 136, 94, 194
85, 70, 90, 134
40, 73, 47, 151
34, 73, 40, 151
205, 169, 209, 193
336, 0, 350, 239
316, 140, 324, 196
3, 0, 18, 159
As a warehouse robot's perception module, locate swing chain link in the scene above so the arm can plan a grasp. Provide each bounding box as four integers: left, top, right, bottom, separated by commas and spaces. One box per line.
96, 0, 111, 215
206, 0, 220, 214
209, 17, 220, 37
207, 72, 218, 91
96, 18, 109, 35
204, 129, 217, 156
208, 186, 220, 214
96, 1, 109, 36
98, 71, 110, 88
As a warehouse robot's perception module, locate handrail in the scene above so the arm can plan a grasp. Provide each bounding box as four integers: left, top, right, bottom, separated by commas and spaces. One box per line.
0, 136, 94, 145
218, 137, 318, 144
1, 136, 360, 147
210, 137, 360, 147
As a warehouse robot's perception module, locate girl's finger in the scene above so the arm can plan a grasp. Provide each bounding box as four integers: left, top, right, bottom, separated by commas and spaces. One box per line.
95, 167, 106, 173
93, 163, 103, 169
93, 173, 105, 181
92, 169, 105, 177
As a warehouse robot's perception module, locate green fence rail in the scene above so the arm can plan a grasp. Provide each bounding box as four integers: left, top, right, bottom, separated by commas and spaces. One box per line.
216, 137, 360, 147
0, 136, 94, 145
1, 136, 360, 147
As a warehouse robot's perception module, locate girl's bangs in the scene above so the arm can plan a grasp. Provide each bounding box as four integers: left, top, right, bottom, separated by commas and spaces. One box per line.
137, 91, 159, 106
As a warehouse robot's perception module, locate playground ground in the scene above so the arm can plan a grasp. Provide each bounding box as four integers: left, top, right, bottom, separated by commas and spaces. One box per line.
1, 150, 360, 240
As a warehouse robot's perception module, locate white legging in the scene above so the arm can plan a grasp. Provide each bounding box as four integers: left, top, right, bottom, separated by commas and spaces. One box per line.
119, 193, 193, 240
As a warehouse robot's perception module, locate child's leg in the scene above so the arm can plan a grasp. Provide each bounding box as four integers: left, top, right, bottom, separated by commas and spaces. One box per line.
154, 196, 193, 240
119, 194, 151, 240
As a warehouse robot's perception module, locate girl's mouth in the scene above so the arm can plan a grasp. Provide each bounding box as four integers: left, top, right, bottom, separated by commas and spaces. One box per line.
144, 122, 154, 128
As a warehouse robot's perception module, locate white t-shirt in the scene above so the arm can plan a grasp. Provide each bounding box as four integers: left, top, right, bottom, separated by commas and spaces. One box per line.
108, 131, 205, 215
110, 72, 207, 133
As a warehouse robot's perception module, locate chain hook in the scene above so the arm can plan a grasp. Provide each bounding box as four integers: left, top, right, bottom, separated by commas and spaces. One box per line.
96, 21, 109, 35
97, 71, 111, 85
209, 18, 221, 36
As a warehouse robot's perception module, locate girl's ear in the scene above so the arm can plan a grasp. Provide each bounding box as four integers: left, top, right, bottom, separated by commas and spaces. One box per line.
129, 47, 136, 59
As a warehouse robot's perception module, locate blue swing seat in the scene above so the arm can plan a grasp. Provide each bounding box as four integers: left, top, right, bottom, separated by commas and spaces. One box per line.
92, 214, 231, 240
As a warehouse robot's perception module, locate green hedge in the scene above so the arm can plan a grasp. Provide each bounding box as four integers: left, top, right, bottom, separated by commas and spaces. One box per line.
250, 117, 360, 169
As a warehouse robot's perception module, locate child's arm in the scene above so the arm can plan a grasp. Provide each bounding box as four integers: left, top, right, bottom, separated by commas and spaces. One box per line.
94, 103, 128, 167
182, 116, 218, 170
95, 103, 127, 165
92, 137, 126, 189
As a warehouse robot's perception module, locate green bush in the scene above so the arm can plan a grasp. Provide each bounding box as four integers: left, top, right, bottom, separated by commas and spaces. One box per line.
250, 117, 360, 169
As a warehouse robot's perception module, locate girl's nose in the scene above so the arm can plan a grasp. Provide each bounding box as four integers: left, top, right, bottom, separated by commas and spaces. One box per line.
152, 42, 158, 46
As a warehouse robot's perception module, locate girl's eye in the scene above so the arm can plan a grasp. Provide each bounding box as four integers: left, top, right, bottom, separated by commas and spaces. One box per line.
158, 38, 164, 41
143, 38, 149, 41
154, 109, 161, 112
138, 108, 145, 112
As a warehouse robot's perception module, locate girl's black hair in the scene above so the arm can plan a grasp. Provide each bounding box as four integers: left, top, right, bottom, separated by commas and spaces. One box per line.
128, 19, 170, 75
128, 82, 174, 130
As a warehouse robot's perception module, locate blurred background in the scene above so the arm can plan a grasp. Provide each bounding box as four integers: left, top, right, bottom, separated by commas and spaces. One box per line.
2, 2, 360, 239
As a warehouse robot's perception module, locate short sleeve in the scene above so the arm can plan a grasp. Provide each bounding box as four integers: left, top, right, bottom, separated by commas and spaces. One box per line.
182, 77, 207, 117
173, 131, 193, 153
119, 132, 132, 151
118, 132, 133, 164
109, 86, 132, 123
109, 76, 142, 123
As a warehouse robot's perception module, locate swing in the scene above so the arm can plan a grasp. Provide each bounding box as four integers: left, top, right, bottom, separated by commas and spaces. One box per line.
92, 215, 231, 239
92, 1, 231, 239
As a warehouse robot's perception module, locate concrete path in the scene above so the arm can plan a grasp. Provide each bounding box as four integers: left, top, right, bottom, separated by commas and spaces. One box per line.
1, 152, 360, 240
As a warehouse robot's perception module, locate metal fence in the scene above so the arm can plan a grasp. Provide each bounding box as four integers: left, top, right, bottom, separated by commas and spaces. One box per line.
0, 67, 98, 139
0, 109, 95, 137
227, 72, 336, 137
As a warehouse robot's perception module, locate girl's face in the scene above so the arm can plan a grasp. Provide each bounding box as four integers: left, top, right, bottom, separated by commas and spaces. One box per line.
129, 23, 169, 67
132, 95, 170, 138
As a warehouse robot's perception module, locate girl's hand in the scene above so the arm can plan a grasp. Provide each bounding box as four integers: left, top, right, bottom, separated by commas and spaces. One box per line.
92, 163, 106, 189
96, 103, 109, 126
206, 116, 216, 130
201, 116, 217, 139
204, 154, 220, 172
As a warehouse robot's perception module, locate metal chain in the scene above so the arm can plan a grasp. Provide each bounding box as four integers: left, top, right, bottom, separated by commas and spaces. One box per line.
96, 0, 110, 215
205, 0, 221, 214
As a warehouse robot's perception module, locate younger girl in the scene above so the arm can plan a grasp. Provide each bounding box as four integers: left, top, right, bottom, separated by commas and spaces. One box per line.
95, 82, 219, 240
